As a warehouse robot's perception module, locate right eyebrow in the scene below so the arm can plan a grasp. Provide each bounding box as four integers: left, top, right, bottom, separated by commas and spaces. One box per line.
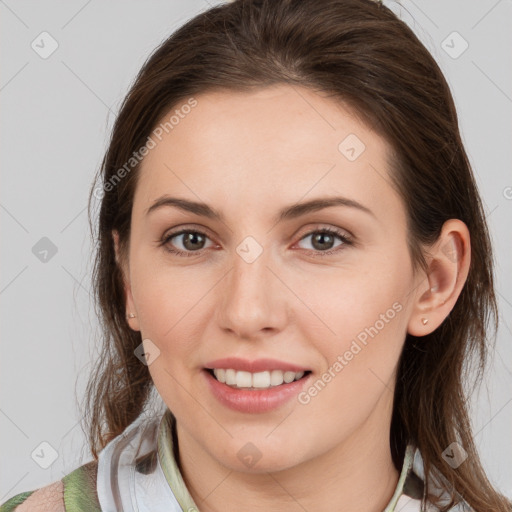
145, 196, 223, 220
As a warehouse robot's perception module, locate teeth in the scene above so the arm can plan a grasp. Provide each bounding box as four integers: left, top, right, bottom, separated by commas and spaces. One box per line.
270, 369, 284, 386
215, 368, 226, 383
225, 369, 236, 385
212, 369, 306, 389
236, 371, 252, 388
283, 371, 296, 383
252, 371, 270, 388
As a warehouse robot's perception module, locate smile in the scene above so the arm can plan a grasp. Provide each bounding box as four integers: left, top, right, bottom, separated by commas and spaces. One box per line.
209, 368, 308, 389
203, 368, 311, 413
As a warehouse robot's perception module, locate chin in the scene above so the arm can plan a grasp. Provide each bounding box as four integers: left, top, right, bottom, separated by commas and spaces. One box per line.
211, 438, 309, 474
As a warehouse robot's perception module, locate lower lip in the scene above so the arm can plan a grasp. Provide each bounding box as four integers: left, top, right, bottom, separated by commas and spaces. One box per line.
203, 370, 311, 414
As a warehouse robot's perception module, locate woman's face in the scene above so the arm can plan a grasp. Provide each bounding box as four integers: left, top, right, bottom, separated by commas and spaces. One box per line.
118, 84, 425, 472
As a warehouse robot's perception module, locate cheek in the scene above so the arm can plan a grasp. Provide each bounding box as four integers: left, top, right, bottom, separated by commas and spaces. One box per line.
292, 255, 411, 391
131, 260, 210, 409
131, 254, 212, 342
294, 277, 408, 442
129, 266, 216, 412
292, 261, 409, 343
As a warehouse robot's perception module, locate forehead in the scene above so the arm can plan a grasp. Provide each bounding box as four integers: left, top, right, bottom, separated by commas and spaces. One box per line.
134, 84, 403, 224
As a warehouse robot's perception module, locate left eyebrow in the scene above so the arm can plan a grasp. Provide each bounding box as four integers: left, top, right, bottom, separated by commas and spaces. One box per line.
274, 196, 376, 222
145, 195, 376, 223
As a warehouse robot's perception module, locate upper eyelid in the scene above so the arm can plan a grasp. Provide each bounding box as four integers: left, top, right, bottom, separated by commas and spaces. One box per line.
163, 223, 352, 238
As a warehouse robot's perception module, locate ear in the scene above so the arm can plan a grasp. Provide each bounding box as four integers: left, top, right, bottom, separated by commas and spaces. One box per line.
407, 219, 471, 336
112, 229, 140, 332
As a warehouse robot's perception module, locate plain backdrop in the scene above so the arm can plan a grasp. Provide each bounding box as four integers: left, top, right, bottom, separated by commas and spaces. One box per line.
1, 0, 511, 503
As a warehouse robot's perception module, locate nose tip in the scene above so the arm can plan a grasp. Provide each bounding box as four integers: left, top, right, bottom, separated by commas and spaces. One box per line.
216, 251, 286, 339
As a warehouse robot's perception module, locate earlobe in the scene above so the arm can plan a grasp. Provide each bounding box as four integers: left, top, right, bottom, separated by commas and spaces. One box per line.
111, 229, 141, 332
407, 219, 471, 337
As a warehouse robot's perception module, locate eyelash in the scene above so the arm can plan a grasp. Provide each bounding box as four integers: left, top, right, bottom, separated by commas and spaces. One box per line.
159, 226, 353, 258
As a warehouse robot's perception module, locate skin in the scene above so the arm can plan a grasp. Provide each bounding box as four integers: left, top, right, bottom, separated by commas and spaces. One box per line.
113, 84, 470, 512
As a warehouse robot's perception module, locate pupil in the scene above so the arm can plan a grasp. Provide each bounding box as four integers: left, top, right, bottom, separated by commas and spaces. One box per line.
184, 232, 204, 250
313, 233, 333, 250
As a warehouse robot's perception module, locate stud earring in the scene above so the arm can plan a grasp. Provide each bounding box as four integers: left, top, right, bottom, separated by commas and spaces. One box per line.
421, 317, 428, 325
126, 313, 136, 319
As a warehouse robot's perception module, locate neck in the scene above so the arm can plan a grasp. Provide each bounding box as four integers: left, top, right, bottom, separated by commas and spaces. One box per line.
175, 393, 401, 512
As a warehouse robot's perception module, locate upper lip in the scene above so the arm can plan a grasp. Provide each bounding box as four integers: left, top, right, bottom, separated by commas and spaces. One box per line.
204, 357, 310, 373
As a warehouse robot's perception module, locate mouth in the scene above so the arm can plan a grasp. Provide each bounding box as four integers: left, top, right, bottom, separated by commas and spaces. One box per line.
203, 362, 313, 413
205, 368, 312, 390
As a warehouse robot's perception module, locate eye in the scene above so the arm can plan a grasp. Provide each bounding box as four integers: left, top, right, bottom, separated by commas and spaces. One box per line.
160, 229, 214, 257
159, 226, 353, 258
295, 227, 353, 256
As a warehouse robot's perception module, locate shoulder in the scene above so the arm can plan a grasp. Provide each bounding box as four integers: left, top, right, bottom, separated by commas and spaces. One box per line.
0, 481, 64, 512
0, 460, 100, 512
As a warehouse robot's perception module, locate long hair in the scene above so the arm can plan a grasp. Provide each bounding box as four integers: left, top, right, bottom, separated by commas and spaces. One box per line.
83, 1, 510, 510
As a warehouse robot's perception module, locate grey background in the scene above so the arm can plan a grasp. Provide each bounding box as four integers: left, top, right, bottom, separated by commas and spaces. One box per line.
1, 0, 511, 502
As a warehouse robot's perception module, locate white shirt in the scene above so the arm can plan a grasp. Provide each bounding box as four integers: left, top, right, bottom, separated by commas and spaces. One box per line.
96, 409, 473, 512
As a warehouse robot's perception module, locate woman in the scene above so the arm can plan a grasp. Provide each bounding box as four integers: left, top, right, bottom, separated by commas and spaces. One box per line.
2, 0, 510, 510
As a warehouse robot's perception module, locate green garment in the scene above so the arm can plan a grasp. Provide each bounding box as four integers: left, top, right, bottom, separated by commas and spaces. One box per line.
0, 459, 101, 511
0, 408, 464, 511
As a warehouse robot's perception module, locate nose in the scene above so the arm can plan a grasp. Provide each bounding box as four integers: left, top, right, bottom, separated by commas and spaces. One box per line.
216, 247, 288, 340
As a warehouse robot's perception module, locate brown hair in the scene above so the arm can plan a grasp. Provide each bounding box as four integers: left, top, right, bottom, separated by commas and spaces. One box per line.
83, 0, 511, 510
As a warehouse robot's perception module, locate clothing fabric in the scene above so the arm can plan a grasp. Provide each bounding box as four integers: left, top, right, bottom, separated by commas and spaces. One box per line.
0, 409, 473, 511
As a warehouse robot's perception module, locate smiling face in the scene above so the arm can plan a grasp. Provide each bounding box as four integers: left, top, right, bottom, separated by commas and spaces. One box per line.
114, 84, 426, 473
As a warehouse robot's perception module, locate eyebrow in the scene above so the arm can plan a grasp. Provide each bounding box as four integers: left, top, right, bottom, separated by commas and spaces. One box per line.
145, 195, 376, 223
